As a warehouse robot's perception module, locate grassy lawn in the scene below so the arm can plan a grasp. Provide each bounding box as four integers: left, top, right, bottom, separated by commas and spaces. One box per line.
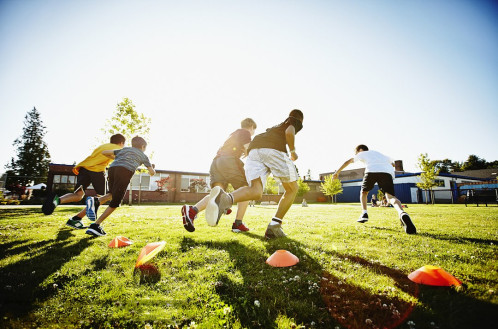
1, 203, 497, 329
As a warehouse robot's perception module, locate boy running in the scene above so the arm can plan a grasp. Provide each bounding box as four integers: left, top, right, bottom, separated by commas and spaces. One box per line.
85, 136, 155, 237
182, 118, 257, 233
42, 134, 126, 229
333, 144, 416, 234
205, 109, 304, 239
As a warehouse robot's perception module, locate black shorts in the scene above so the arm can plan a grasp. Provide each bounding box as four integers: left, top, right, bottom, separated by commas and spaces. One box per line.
108, 166, 134, 208
361, 172, 395, 196
209, 156, 248, 190
74, 167, 106, 195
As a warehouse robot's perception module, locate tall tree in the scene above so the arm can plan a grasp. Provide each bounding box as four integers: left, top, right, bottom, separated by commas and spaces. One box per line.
320, 175, 343, 203
416, 153, 440, 204
461, 154, 487, 171
6, 107, 51, 185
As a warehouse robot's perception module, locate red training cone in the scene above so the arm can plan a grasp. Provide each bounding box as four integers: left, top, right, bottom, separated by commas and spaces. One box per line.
108, 236, 133, 248
266, 250, 299, 267
408, 265, 462, 286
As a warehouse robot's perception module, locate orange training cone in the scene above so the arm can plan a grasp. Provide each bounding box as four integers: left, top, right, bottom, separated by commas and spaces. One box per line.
108, 236, 133, 248
408, 265, 462, 286
266, 250, 299, 267
135, 241, 166, 268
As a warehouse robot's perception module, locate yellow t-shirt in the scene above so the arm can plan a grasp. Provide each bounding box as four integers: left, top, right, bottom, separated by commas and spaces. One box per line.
73, 143, 123, 174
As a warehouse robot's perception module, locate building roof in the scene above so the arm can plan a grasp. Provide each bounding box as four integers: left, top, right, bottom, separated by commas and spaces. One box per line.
49, 163, 209, 176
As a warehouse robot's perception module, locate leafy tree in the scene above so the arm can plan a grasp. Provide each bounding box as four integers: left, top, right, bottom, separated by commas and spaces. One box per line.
320, 175, 343, 203
6, 107, 51, 186
101, 97, 151, 143
297, 178, 310, 197
416, 153, 440, 204
264, 176, 279, 195
431, 159, 460, 173
155, 176, 175, 195
189, 178, 208, 193
461, 154, 487, 171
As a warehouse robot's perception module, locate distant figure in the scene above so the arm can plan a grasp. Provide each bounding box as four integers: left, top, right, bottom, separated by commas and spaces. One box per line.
302, 198, 308, 207
371, 194, 378, 207
333, 144, 416, 234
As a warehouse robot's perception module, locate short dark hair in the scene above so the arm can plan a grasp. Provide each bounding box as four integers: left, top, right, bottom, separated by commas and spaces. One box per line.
356, 144, 369, 152
110, 134, 125, 145
131, 136, 147, 149
241, 118, 257, 129
289, 109, 303, 121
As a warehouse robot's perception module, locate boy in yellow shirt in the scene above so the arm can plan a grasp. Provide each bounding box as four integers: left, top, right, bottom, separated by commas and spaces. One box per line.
42, 134, 125, 229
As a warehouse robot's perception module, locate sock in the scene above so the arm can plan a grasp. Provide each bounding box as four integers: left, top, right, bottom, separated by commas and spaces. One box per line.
397, 208, 404, 216
192, 206, 199, 214
53, 195, 60, 206
234, 219, 243, 225
270, 217, 282, 225
362, 210, 368, 215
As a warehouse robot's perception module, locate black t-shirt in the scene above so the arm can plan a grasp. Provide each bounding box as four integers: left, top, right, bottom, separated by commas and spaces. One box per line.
216, 129, 252, 158
248, 116, 303, 153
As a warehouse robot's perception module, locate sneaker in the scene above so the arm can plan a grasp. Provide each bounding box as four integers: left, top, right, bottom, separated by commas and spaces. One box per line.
182, 205, 197, 232
86, 197, 99, 221
400, 212, 416, 234
86, 223, 106, 236
66, 216, 86, 229
232, 221, 250, 233
42, 194, 59, 215
205, 186, 233, 226
264, 222, 286, 239
357, 213, 369, 223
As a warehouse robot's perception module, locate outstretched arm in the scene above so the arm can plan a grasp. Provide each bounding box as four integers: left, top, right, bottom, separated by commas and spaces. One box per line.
102, 150, 115, 159
285, 125, 298, 161
332, 158, 354, 179
147, 164, 156, 176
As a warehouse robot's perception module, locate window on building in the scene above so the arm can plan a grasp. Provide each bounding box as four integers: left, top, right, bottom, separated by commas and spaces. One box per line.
435, 179, 446, 187
130, 173, 151, 190
52, 174, 77, 192
181, 175, 210, 192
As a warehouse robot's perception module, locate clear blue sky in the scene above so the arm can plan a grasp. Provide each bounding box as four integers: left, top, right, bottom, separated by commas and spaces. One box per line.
1, 0, 497, 180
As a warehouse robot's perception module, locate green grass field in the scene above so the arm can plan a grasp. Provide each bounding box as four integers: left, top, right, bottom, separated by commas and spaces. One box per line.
1, 204, 497, 329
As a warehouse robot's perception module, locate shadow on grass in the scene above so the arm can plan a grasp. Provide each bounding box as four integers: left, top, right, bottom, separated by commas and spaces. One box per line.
0, 227, 94, 323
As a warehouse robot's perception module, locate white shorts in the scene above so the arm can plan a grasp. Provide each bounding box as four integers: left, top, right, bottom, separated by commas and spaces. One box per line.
245, 148, 299, 186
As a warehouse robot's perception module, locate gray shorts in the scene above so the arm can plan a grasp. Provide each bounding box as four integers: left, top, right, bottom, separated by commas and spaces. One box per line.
209, 156, 248, 190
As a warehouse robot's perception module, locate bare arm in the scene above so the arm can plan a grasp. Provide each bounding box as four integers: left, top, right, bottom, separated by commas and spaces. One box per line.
332, 158, 354, 179
285, 125, 298, 161
102, 150, 115, 159
147, 164, 156, 176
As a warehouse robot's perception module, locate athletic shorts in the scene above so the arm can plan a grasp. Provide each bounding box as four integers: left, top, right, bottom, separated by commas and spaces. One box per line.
361, 172, 395, 196
108, 166, 134, 208
74, 167, 106, 195
209, 156, 248, 190
245, 148, 298, 186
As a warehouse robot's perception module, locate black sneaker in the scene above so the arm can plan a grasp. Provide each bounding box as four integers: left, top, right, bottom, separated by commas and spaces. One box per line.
181, 205, 197, 232
66, 216, 86, 229
42, 194, 59, 215
357, 213, 369, 223
400, 212, 416, 234
86, 223, 106, 236
86, 197, 99, 221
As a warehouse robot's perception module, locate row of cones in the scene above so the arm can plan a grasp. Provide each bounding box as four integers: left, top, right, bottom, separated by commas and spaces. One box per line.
109, 237, 462, 287
265, 250, 462, 287
108, 236, 166, 268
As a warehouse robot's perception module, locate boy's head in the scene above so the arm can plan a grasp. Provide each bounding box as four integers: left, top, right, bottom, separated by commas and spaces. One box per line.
110, 134, 126, 146
355, 144, 369, 154
132, 136, 147, 150
241, 118, 257, 136
289, 109, 304, 122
